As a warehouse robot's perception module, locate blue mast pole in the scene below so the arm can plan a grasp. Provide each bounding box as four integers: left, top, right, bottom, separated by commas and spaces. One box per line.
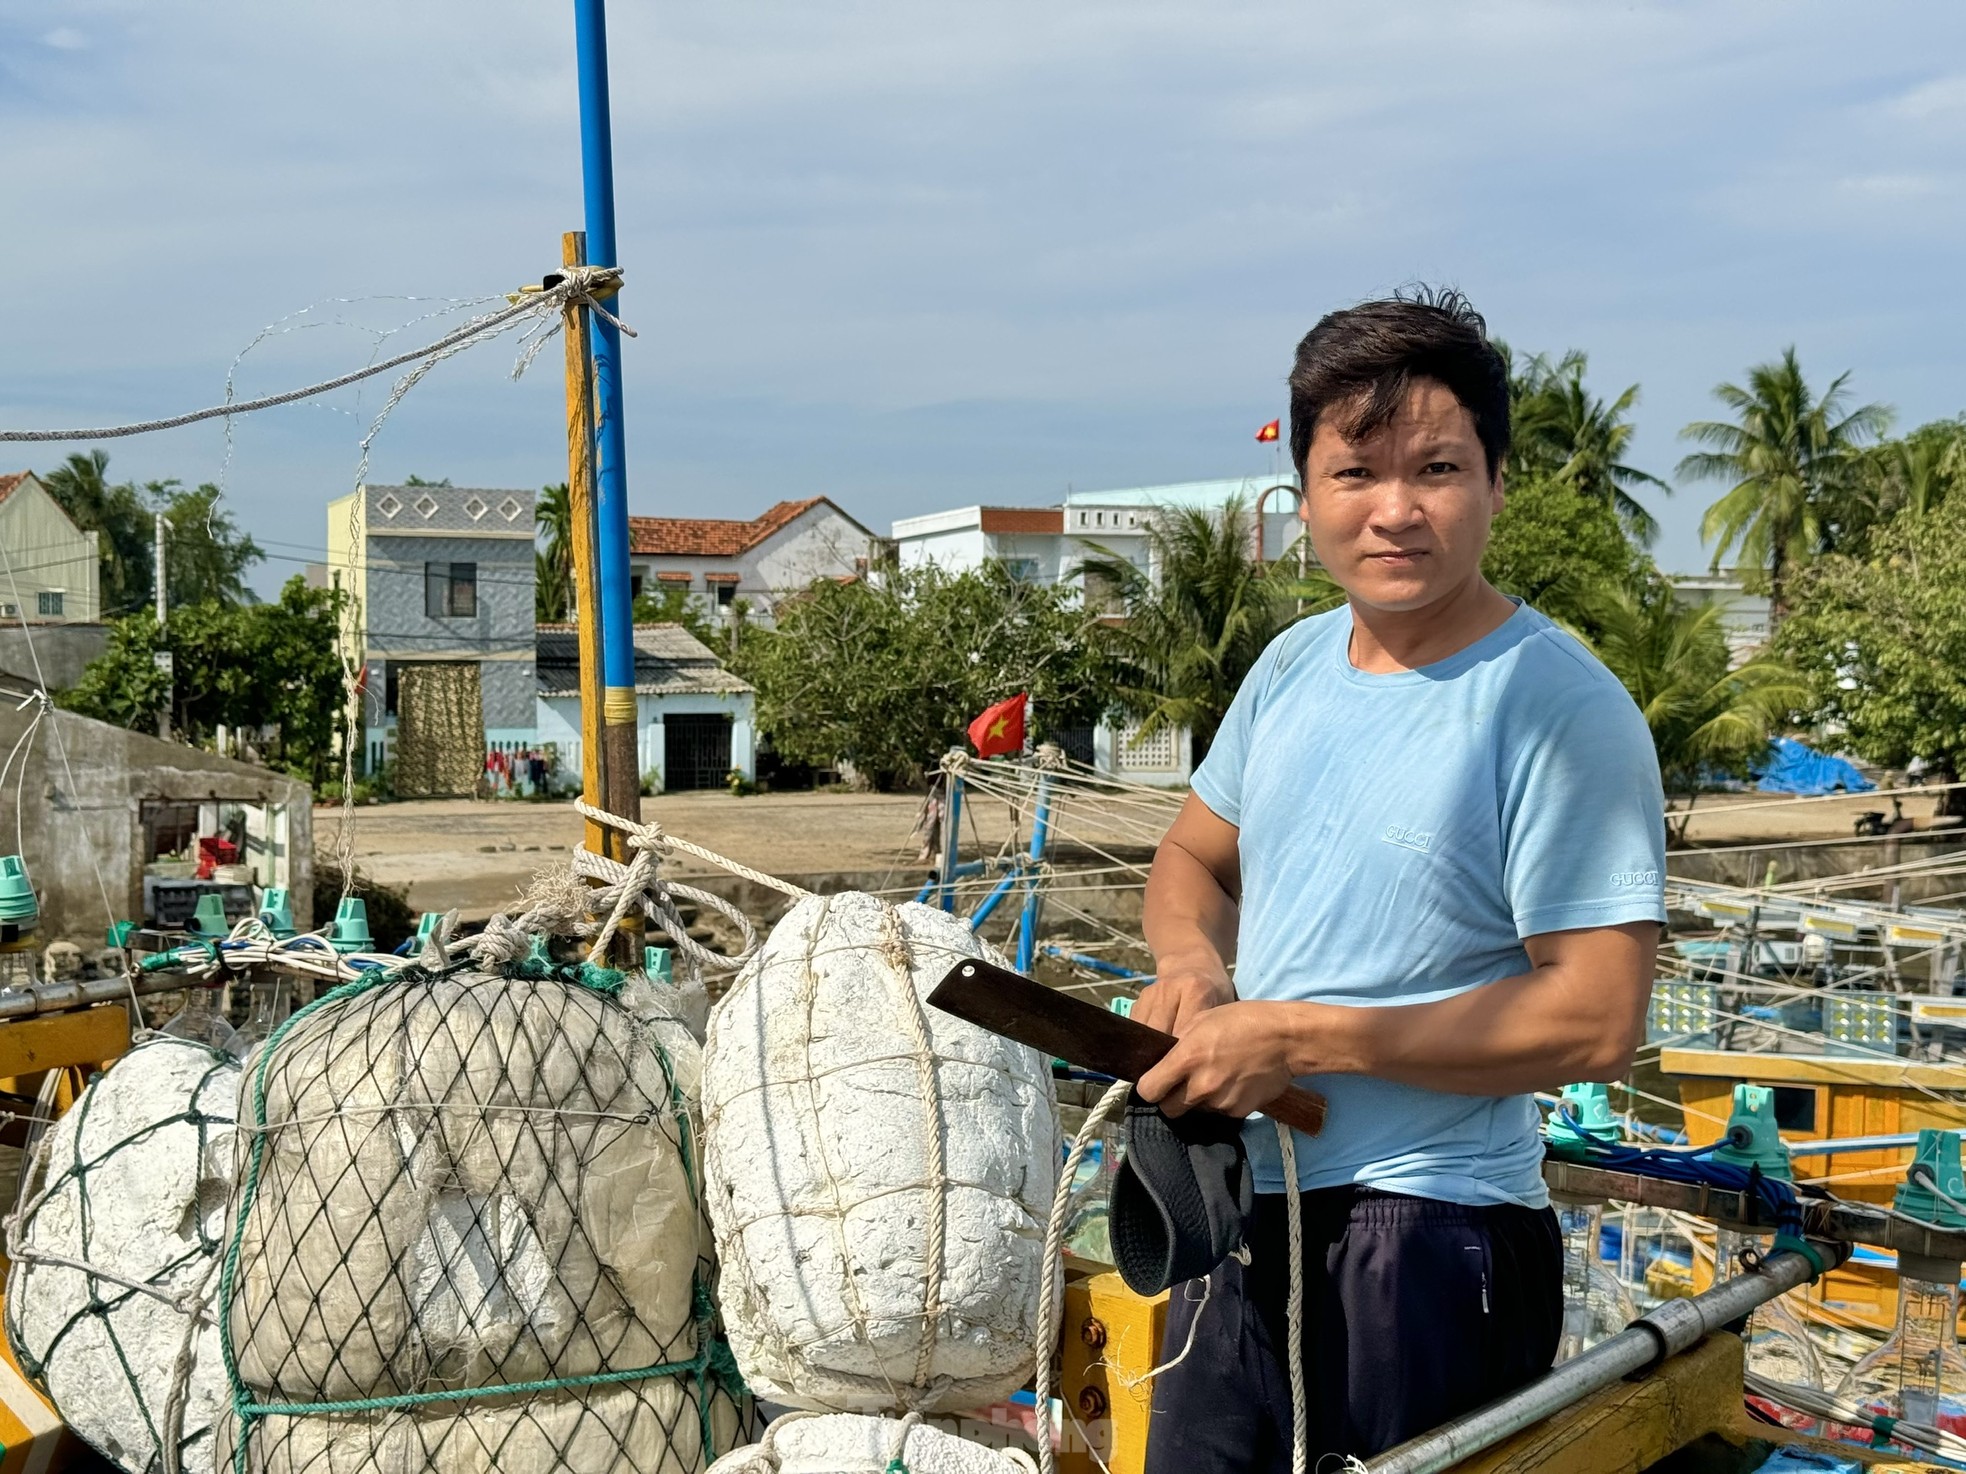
572, 0, 639, 776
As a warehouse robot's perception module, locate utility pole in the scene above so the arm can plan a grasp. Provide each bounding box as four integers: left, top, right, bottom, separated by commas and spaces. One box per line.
154, 512, 172, 741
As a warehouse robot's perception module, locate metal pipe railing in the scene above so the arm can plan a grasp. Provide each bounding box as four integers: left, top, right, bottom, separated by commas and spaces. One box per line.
0, 973, 192, 1021
1364, 1247, 1837, 1474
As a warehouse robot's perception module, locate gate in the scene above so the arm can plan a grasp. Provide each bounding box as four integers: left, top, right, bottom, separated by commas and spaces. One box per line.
394, 662, 484, 798
663, 713, 732, 791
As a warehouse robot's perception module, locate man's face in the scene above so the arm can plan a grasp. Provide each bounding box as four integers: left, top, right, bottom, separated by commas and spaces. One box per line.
1299, 378, 1502, 613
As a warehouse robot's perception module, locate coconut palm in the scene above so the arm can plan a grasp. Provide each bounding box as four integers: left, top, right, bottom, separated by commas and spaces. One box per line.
1508, 351, 1668, 543
39, 449, 154, 613
535, 481, 573, 622
1582, 581, 1808, 839
1678, 349, 1892, 625
1075, 497, 1341, 758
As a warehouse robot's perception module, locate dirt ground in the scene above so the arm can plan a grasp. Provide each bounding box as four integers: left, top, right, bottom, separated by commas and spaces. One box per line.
324, 785, 1176, 919
322, 783, 1943, 921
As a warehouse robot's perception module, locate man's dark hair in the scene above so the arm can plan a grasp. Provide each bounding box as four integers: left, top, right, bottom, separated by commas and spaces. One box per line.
1287, 287, 1510, 480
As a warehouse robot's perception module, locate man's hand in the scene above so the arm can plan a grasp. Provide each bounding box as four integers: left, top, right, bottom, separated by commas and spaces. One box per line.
1135, 1000, 1298, 1118
1130, 962, 1235, 1036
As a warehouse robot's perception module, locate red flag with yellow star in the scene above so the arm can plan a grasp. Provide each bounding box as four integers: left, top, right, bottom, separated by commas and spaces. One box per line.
967, 692, 1027, 758
1255, 418, 1280, 443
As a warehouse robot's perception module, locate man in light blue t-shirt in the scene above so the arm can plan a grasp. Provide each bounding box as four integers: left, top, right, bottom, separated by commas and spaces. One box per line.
1133, 289, 1665, 1470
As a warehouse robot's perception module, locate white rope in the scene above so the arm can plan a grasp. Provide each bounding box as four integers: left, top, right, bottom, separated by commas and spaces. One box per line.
1276, 1123, 1307, 1474
0, 266, 634, 442
1033, 1080, 1131, 1474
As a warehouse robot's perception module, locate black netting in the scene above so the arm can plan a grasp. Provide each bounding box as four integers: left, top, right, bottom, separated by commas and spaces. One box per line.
216, 960, 748, 1474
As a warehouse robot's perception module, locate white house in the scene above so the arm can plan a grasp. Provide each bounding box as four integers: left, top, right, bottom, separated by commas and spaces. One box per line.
0, 472, 101, 624
892, 477, 1304, 787
628, 497, 881, 624
1667, 571, 1772, 658
535, 623, 756, 792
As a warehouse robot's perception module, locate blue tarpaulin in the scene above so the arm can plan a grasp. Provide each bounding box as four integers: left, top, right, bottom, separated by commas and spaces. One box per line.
1753, 737, 1876, 796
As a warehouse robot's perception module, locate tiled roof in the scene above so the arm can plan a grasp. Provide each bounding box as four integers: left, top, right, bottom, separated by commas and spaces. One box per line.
628, 496, 864, 557
0, 472, 31, 506
979, 507, 1063, 534
535, 622, 752, 698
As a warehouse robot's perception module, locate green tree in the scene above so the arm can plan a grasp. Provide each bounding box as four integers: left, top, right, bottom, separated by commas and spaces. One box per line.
151, 481, 263, 606
1582, 580, 1807, 837
1777, 493, 1966, 817
1507, 350, 1668, 542
535, 481, 573, 623
1678, 348, 1892, 624
1077, 497, 1338, 759
738, 563, 1115, 788
1826, 416, 1966, 558
1483, 473, 1650, 633
38, 449, 154, 614
631, 581, 720, 647
62, 577, 348, 785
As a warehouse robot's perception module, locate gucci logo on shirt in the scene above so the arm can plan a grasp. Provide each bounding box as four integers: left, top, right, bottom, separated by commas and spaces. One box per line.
1381, 824, 1435, 854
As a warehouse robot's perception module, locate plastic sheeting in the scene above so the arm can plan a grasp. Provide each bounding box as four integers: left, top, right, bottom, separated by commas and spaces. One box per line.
1753, 738, 1875, 797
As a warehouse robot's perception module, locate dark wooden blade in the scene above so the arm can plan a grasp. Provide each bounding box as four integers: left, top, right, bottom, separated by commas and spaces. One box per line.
929, 958, 1325, 1136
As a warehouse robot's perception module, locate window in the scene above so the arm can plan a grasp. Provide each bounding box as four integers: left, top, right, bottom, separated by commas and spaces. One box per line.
1003, 558, 1040, 583
424, 562, 478, 618
36, 591, 62, 617
715, 582, 737, 607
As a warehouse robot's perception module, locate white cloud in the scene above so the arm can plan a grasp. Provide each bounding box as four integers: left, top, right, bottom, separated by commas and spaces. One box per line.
41, 26, 86, 49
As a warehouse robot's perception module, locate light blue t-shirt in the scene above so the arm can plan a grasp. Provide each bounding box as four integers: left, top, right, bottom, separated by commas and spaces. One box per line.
1189, 600, 1667, 1209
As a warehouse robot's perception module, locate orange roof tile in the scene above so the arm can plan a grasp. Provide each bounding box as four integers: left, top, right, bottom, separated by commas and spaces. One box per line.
0, 473, 29, 506
979, 507, 1063, 534
629, 497, 864, 557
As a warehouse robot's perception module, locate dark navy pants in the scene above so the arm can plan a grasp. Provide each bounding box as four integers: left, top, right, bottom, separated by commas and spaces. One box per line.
1142, 1188, 1562, 1472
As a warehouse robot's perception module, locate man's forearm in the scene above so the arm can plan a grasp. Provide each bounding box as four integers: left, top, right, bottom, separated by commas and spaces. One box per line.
1274, 961, 1646, 1096
1143, 837, 1240, 980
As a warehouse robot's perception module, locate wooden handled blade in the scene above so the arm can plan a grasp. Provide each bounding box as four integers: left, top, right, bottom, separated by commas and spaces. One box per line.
928, 958, 1325, 1137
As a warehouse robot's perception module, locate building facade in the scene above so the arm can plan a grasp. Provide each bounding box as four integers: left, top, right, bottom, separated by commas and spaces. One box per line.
535, 624, 755, 792
326, 483, 537, 795
628, 497, 881, 624
891, 477, 1306, 787
1667, 571, 1773, 658
0, 472, 101, 625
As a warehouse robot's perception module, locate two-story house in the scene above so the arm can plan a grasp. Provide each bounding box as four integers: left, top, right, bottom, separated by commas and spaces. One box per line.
0, 472, 101, 624
627, 497, 881, 624
327, 483, 537, 797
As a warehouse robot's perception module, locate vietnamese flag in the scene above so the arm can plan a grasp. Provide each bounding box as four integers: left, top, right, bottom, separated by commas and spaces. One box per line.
967, 693, 1027, 758
1255, 418, 1281, 443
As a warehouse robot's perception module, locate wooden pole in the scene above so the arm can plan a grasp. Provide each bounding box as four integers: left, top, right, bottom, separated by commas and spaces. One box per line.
561, 232, 609, 872
560, 230, 644, 967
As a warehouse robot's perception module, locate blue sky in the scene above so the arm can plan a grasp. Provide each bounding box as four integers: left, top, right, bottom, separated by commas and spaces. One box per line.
3, 1, 1963, 599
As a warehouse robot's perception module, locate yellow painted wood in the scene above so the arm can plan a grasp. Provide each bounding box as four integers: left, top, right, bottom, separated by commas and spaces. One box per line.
1057, 1269, 1167, 1474
1661, 1047, 1966, 1093
0, 1007, 126, 1084
1450, 1332, 1748, 1474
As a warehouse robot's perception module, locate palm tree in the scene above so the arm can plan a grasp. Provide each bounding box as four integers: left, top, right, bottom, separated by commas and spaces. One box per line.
535, 481, 573, 622
1582, 581, 1808, 840
1678, 349, 1892, 625
1508, 351, 1668, 542
39, 449, 154, 613
1075, 497, 1341, 758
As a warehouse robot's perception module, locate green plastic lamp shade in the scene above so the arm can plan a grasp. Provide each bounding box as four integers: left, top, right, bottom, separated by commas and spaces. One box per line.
258, 887, 297, 939
329, 897, 374, 954
0, 855, 38, 928
1712, 1083, 1793, 1180
188, 892, 232, 937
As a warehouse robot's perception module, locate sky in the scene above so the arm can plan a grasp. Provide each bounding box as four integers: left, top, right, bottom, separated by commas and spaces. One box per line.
3, 1, 1964, 601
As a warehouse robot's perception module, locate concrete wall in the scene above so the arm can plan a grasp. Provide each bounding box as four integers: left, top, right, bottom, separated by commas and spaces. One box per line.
0, 623, 109, 691
0, 475, 100, 623
0, 692, 312, 944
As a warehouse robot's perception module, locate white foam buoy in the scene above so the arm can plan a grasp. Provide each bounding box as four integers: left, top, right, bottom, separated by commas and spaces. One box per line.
7, 1036, 242, 1474
702, 894, 1058, 1415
